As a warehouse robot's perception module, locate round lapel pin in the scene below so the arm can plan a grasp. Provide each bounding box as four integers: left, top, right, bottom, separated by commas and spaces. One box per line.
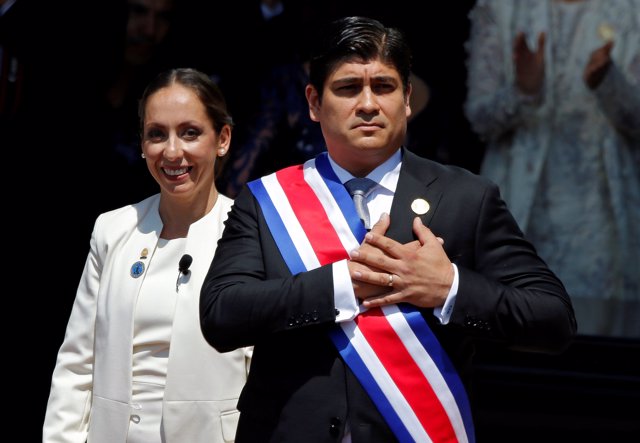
411, 198, 430, 215
130, 261, 145, 278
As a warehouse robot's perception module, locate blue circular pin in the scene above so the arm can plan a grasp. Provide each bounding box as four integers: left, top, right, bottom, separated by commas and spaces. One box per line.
130, 261, 145, 278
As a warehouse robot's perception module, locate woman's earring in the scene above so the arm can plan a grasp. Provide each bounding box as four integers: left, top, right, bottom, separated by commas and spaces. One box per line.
218, 149, 226, 157
141, 153, 146, 159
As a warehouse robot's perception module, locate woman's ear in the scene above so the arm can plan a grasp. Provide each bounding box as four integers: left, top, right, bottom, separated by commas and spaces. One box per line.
217, 125, 232, 156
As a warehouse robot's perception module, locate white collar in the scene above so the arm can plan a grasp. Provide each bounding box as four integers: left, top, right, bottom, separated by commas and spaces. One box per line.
327, 149, 402, 194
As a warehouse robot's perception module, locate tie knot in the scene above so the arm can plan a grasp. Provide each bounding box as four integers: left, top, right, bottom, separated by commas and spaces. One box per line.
344, 177, 377, 198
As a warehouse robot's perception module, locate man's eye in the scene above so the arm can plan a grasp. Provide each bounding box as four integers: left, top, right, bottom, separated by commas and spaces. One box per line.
374, 84, 395, 93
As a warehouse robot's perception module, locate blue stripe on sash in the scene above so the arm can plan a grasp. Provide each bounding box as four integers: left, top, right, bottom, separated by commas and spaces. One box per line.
247, 179, 307, 276
398, 304, 475, 442
329, 327, 415, 443
315, 153, 367, 242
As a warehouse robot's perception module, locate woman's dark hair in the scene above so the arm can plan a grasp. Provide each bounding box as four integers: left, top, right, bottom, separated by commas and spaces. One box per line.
308, 16, 412, 99
138, 68, 233, 133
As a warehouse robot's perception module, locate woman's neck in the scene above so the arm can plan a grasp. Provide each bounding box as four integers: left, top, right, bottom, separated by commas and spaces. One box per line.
158, 189, 218, 239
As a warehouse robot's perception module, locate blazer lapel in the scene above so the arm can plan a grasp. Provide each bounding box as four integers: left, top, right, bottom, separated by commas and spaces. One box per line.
388, 150, 442, 243
117, 198, 163, 298
94, 196, 163, 401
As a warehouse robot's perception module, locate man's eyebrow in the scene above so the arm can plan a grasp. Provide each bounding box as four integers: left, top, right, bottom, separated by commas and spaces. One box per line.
331, 76, 361, 85
371, 75, 400, 83
331, 75, 399, 85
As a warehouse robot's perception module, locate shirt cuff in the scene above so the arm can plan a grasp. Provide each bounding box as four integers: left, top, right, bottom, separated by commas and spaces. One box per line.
332, 259, 359, 323
433, 263, 459, 325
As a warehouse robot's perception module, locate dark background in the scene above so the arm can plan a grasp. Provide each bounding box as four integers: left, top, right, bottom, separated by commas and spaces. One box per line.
3, 1, 638, 441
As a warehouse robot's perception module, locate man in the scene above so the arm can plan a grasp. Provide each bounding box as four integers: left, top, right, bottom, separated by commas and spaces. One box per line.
200, 16, 576, 443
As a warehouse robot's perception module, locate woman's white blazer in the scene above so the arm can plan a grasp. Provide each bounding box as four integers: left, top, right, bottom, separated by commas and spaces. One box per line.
43, 194, 250, 443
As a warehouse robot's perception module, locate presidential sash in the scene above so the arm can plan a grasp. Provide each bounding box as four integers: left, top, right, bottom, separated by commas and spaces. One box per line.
248, 153, 475, 443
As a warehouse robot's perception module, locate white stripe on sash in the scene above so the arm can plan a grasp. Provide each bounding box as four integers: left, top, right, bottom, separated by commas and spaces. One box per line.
383, 304, 469, 443
261, 173, 321, 270
303, 162, 361, 253
341, 318, 433, 442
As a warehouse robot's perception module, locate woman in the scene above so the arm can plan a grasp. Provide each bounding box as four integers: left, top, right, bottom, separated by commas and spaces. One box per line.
43, 68, 250, 442
465, 0, 640, 337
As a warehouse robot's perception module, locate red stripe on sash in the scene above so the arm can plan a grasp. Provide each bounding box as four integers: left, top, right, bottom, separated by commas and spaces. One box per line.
356, 308, 458, 442
276, 166, 349, 265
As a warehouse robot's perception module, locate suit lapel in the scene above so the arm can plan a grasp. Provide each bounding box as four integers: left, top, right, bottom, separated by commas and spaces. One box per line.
388, 150, 442, 243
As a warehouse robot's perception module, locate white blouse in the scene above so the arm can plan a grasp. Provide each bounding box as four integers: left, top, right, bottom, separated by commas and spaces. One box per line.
132, 237, 187, 388
129, 237, 187, 442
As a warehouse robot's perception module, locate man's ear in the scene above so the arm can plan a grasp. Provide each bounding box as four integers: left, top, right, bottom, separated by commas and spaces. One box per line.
306, 84, 321, 122
405, 81, 413, 120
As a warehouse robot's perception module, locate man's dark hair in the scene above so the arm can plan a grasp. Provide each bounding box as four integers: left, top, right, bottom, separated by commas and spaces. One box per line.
308, 16, 412, 99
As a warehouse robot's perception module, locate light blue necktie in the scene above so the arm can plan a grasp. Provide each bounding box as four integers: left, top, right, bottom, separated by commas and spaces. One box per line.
344, 177, 377, 229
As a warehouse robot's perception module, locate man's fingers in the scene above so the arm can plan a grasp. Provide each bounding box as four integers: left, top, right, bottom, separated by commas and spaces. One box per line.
369, 212, 390, 236
363, 230, 404, 259
412, 217, 438, 245
362, 291, 402, 308
351, 245, 390, 270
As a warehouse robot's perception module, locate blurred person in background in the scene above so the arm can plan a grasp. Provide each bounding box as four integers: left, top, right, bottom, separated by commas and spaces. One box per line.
465, 0, 640, 337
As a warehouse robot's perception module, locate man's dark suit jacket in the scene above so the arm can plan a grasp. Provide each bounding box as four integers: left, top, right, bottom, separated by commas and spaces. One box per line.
200, 149, 576, 443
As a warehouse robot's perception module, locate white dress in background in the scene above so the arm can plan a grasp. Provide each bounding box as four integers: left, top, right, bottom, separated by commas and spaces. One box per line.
465, 0, 640, 337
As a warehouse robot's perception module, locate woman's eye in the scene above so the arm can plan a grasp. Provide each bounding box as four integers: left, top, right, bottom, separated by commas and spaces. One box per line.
145, 129, 165, 142
183, 128, 201, 140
